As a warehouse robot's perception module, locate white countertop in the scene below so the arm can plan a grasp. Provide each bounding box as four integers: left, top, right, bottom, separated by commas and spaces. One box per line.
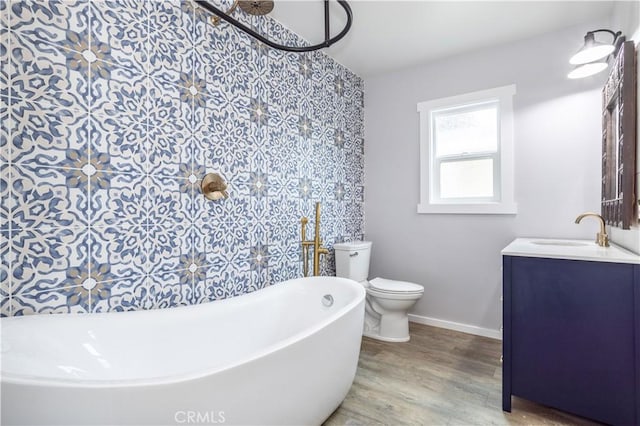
502, 238, 640, 264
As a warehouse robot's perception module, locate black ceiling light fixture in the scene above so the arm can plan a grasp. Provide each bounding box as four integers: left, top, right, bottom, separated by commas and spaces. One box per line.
195, 0, 353, 53
568, 29, 624, 79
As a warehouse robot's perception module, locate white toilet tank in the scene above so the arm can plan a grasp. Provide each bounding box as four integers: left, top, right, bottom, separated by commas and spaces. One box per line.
333, 241, 372, 282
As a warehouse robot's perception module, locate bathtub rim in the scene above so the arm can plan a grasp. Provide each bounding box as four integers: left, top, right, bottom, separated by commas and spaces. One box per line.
1, 276, 365, 388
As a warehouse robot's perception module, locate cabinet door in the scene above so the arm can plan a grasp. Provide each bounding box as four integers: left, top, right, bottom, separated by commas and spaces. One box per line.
510, 257, 635, 425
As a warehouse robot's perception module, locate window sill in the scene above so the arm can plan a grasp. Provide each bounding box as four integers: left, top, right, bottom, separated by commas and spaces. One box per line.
417, 202, 518, 215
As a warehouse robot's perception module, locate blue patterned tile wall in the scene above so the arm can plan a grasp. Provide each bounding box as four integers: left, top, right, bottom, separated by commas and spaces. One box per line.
0, 0, 365, 316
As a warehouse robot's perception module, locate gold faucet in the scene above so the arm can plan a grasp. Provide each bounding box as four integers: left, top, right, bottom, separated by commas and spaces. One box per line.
575, 212, 609, 247
300, 202, 329, 276
300, 216, 310, 277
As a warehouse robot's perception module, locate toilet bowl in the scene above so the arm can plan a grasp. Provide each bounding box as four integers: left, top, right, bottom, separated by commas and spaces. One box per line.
334, 242, 424, 342
364, 277, 424, 342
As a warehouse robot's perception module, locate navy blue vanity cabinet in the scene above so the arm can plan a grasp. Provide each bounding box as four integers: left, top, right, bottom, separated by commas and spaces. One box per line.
502, 255, 640, 425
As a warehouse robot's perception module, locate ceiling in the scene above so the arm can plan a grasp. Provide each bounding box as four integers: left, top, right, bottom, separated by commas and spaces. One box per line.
269, 1, 614, 77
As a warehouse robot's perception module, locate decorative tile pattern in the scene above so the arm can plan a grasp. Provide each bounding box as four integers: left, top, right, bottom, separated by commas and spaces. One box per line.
1, 0, 364, 316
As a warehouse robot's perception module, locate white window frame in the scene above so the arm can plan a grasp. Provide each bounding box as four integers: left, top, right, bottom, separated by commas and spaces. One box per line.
417, 85, 517, 215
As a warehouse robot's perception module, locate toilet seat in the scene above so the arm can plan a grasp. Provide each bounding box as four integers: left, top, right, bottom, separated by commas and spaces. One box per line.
366, 288, 423, 301
369, 277, 423, 294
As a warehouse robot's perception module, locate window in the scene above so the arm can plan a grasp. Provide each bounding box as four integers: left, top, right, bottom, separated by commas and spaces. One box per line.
417, 85, 517, 214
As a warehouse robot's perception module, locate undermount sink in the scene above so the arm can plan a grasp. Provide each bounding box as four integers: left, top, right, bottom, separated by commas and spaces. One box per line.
530, 240, 590, 247
502, 238, 640, 264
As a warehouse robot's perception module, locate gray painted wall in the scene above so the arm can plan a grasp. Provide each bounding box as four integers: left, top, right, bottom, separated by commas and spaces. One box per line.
364, 22, 611, 333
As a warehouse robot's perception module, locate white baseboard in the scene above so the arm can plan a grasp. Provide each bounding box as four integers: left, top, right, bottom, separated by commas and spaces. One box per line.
408, 314, 502, 340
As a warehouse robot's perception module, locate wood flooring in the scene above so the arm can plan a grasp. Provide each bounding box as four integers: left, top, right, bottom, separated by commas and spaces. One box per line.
323, 322, 600, 426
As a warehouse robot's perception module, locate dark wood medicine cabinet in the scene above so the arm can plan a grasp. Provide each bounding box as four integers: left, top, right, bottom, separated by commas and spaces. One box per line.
601, 40, 638, 229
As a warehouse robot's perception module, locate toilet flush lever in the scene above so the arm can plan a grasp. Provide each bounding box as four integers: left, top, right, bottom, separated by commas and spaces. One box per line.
349, 252, 359, 257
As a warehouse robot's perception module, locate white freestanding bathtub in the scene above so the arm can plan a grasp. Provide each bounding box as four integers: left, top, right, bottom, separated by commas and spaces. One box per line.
1, 276, 365, 425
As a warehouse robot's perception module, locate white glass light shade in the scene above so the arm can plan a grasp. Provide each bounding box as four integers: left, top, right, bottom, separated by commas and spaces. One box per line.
567, 62, 608, 79
569, 43, 615, 65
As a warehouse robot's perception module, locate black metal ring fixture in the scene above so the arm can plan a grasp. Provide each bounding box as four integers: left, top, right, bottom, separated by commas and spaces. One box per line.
588, 28, 624, 49
194, 0, 353, 53
588, 29, 622, 40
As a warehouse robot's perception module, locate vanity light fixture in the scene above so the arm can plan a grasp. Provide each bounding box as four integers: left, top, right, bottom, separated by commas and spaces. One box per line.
195, 0, 353, 53
567, 61, 609, 79
568, 29, 623, 79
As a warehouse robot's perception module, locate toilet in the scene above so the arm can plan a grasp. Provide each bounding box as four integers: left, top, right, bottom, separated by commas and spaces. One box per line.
334, 241, 424, 342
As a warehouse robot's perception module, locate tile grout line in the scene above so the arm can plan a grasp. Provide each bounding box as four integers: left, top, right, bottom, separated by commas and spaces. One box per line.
7, 0, 13, 316
188, 2, 195, 302
146, 3, 178, 307
145, 1, 152, 308
192, 4, 202, 302
5, 160, 211, 181
87, 0, 93, 313
264, 18, 271, 287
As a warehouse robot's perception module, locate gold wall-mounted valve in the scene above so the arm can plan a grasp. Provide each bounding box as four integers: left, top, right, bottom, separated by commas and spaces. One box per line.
201, 173, 229, 201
